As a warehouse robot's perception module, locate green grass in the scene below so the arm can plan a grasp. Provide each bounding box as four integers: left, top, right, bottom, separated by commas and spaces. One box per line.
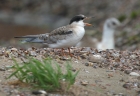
130, 11, 138, 19
8, 58, 79, 91
118, 14, 127, 22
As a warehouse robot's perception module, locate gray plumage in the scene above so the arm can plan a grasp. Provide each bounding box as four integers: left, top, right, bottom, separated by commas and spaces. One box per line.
15, 25, 73, 44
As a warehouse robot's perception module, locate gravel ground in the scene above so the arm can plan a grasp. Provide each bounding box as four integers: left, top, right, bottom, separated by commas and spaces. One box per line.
0, 47, 140, 96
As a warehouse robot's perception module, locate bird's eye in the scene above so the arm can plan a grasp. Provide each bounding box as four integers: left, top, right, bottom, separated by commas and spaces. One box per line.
112, 22, 116, 25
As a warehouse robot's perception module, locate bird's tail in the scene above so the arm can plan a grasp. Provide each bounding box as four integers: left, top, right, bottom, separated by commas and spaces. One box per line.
15, 35, 46, 43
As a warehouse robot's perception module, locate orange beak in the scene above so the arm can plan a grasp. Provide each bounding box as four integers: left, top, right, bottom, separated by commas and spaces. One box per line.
84, 16, 94, 26
84, 23, 92, 26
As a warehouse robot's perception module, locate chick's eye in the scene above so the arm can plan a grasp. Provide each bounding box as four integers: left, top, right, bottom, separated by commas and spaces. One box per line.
112, 22, 116, 25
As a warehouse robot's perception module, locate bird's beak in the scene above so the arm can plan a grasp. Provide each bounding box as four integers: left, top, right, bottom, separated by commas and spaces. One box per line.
84, 16, 94, 21
84, 23, 92, 26
84, 16, 94, 26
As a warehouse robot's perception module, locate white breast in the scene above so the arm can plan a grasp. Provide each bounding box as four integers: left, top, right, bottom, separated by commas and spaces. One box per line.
72, 26, 85, 42
49, 26, 85, 48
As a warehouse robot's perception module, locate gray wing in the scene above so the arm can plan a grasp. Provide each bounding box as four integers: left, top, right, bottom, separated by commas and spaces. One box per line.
15, 34, 49, 43
46, 25, 73, 44
15, 25, 73, 44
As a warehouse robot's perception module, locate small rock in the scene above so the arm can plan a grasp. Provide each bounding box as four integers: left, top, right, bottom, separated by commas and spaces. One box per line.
88, 54, 104, 63
123, 83, 131, 89
71, 68, 77, 72
0, 67, 6, 71
108, 74, 113, 78
119, 78, 125, 82
74, 60, 79, 63
60, 57, 71, 61
93, 64, 98, 68
129, 72, 140, 76
12, 89, 19, 94
124, 70, 131, 74
84, 69, 89, 73
130, 54, 137, 59
5, 66, 13, 69
80, 53, 88, 59
30, 51, 37, 56
32, 90, 47, 95
11, 48, 18, 51
118, 93, 124, 96
85, 62, 93, 66
85, 62, 89, 66
80, 80, 89, 86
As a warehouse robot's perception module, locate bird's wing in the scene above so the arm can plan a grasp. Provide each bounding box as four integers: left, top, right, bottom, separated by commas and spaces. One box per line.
15, 34, 49, 43
15, 25, 73, 44
47, 25, 73, 44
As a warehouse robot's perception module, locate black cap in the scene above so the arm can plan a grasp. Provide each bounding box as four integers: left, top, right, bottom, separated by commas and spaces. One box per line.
69, 14, 86, 24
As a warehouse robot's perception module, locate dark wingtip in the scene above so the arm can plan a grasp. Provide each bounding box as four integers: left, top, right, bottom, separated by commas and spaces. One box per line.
14, 36, 26, 38
14, 37, 21, 38
14, 36, 33, 38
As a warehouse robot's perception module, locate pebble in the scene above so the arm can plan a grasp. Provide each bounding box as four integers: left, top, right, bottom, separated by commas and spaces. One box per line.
32, 90, 47, 95
129, 72, 140, 76
5, 65, 13, 69
85, 62, 89, 66
84, 69, 89, 73
123, 83, 131, 89
0, 67, 6, 71
71, 68, 77, 72
80, 80, 89, 86
85, 62, 93, 66
108, 74, 113, 78
30, 51, 37, 56
80, 53, 88, 59
74, 60, 79, 63
11, 48, 18, 51
88, 54, 104, 63
12, 89, 19, 94
60, 57, 71, 61
130, 54, 137, 59
124, 69, 131, 74
118, 93, 124, 96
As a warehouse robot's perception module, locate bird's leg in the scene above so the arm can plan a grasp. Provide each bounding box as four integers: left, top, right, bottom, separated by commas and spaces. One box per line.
68, 47, 73, 57
61, 48, 65, 56
80, 47, 84, 51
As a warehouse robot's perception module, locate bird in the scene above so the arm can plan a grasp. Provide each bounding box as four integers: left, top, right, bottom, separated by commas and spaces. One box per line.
76, 18, 120, 50
15, 14, 92, 57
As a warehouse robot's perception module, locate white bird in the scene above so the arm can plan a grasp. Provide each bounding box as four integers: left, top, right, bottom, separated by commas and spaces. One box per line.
15, 14, 92, 56
76, 18, 120, 50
